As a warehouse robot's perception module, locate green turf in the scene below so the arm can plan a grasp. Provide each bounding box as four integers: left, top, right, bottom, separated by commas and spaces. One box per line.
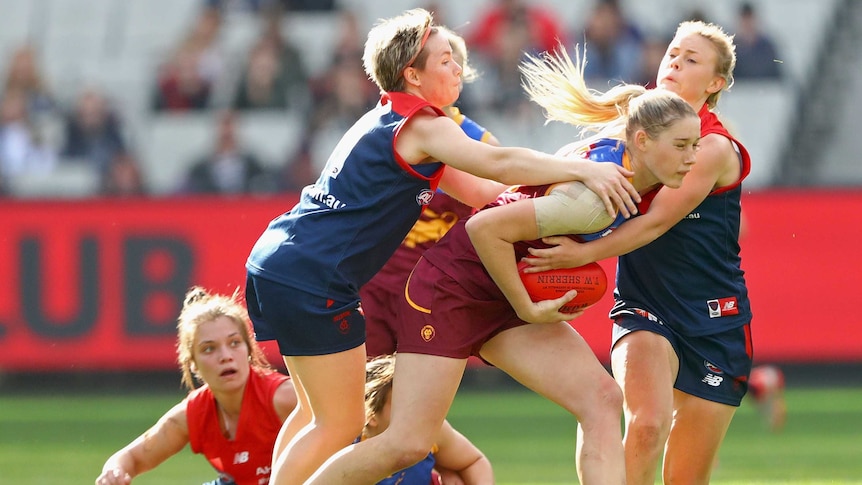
1, 387, 860, 484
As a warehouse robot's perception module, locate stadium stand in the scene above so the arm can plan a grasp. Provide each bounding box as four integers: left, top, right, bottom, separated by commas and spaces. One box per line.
0, 0, 853, 196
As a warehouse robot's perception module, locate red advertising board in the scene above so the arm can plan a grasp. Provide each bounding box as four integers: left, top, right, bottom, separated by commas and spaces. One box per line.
0, 190, 860, 371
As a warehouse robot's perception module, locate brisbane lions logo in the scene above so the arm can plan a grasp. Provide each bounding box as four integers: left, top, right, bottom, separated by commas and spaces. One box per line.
416, 189, 435, 206
421, 325, 435, 342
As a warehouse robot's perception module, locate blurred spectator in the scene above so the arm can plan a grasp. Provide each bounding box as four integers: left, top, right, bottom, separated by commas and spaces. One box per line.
101, 150, 147, 197
0, 89, 57, 180
232, 39, 291, 110
279, 139, 317, 191
422, 2, 449, 27
281, 0, 335, 11
302, 52, 376, 170
60, 87, 127, 173
578, 0, 643, 85
467, 0, 567, 60
152, 6, 225, 111
232, 13, 309, 111
182, 110, 271, 194
206, 0, 335, 13
2, 44, 56, 117
634, 35, 669, 89
462, 1, 564, 115
205, 0, 268, 14
680, 8, 710, 24
327, 8, 365, 66
295, 8, 376, 175
733, 2, 782, 80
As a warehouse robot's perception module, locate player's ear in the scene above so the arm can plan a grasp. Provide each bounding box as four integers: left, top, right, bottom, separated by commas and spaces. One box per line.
403, 66, 420, 87
707, 75, 726, 95
634, 129, 650, 151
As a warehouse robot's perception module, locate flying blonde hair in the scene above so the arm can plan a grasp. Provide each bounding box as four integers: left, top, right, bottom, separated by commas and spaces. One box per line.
521, 45, 697, 147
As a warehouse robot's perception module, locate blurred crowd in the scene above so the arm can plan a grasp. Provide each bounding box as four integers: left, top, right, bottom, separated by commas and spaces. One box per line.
0, 0, 782, 199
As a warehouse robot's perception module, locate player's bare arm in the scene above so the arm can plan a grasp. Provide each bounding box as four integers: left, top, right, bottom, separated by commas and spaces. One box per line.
123, 403, 189, 476
399, 113, 640, 217
467, 197, 580, 324
522, 133, 738, 271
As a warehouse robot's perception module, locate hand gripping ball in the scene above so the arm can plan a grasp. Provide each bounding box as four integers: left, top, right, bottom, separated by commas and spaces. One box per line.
517, 260, 608, 312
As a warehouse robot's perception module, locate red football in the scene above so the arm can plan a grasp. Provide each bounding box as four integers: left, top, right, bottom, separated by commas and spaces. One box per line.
517, 260, 608, 312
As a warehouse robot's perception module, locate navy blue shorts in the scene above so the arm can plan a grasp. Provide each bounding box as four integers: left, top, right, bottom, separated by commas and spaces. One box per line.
245, 273, 365, 356
611, 309, 753, 406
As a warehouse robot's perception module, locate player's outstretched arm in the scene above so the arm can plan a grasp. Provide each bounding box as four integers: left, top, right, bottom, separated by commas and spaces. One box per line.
96, 402, 190, 485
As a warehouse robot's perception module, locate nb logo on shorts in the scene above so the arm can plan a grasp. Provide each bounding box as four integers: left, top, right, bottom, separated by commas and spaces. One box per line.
421, 325, 435, 342
707, 297, 740, 318
702, 374, 723, 387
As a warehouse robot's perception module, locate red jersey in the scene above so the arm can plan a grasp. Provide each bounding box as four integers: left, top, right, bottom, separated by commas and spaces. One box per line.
187, 370, 288, 485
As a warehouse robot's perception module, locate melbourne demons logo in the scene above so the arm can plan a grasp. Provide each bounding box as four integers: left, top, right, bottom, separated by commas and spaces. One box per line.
416, 189, 435, 206
703, 361, 724, 374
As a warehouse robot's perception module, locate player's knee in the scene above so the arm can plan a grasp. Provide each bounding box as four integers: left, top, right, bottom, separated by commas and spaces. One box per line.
579, 374, 624, 425
626, 412, 670, 451
598, 375, 624, 411
379, 431, 435, 471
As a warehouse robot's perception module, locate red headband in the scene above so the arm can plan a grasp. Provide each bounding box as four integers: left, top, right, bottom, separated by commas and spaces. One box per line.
406, 25, 432, 68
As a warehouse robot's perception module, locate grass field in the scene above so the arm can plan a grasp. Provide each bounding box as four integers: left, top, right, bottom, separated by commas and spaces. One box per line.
1, 386, 861, 484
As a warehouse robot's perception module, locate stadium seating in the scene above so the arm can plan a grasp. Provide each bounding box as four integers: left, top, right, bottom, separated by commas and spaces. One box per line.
2, 0, 848, 195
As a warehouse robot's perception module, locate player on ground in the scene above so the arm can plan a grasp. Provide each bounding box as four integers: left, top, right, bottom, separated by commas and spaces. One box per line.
96, 287, 296, 485
361, 354, 494, 484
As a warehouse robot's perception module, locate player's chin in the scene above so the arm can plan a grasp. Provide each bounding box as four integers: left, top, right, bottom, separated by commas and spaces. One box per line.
665, 173, 688, 188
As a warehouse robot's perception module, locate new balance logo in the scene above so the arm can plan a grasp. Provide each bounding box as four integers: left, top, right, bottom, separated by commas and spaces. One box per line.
707, 297, 740, 318
702, 374, 723, 387
234, 451, 249, 464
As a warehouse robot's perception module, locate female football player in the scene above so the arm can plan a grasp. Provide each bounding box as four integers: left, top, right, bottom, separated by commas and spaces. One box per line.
522, 20, 753, 485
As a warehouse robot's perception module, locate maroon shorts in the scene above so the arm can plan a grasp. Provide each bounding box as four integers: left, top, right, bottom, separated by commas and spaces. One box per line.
395, 257, 528, 359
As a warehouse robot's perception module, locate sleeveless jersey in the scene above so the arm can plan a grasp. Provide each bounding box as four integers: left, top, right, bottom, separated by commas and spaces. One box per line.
187, 370, 289, 485
613, 104, 752, 336
246, 92, 446, 298
361, 110, 490, 285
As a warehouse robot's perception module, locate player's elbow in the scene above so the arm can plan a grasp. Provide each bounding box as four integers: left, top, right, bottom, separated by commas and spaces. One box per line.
465, 213, 490, 244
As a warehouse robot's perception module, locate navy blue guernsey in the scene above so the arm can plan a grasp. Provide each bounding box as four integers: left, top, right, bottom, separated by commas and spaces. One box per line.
577, 138, 632, 241
613, 106, 752, 336
246, 92, 446, 298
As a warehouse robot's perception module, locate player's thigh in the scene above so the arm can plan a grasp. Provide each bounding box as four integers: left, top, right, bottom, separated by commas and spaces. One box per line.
480, 322, 616, 414
611, 329, 678, 416
285, 347, 367, 428
387, 352, 468, 448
